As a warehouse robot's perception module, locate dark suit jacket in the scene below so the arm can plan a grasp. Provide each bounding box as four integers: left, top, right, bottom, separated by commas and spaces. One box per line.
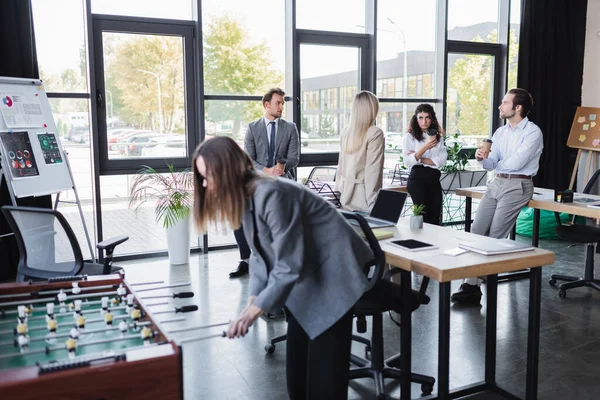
243, 177, 371, 339
244, 118, 299, 179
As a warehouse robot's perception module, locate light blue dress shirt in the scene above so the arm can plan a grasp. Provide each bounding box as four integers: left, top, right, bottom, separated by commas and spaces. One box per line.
263, 116, 279, 146
480, 117, 544, 176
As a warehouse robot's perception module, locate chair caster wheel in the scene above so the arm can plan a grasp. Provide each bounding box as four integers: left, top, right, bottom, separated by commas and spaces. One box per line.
549, 278, 556, 286
265, 344, 275, 354
558, 289, 566, 298
421, 384, 434, 395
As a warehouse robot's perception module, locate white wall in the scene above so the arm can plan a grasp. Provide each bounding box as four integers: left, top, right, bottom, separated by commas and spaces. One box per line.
582, 0, 600, 106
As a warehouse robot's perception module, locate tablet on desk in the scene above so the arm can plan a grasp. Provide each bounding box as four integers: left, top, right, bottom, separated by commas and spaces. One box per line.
387, 239, 438, 252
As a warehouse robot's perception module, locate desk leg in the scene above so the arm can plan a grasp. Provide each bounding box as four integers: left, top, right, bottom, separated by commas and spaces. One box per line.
400, 270, 412, 400
438, 282, 451, 400
526, 266, 542, 399
485, 274, 498, 384
532, 209, 540, 247
465, 197, 472, 232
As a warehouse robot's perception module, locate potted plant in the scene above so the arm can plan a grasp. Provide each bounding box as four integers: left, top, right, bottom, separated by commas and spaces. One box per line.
410, 204, 425, 229
439, 133, 486, 192
129, 164, 194, 265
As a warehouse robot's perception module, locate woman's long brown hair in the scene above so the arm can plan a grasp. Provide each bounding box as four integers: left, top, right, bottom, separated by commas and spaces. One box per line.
192, 136, 260, 233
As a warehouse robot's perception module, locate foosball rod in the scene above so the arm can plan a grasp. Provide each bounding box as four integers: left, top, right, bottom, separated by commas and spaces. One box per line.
140, 291, 195, 300
0, 302, 169, 325
129, 280, 165, 286
0, 331, 160, 361
0, 290, 120, 308
167, 321, 230, 334
0, 285, 119, 301
177, 331, 227, 344
0, 321, 153, 347
1, 313, 139, 336
134, 282, 192, 293
151, 305, 199, 315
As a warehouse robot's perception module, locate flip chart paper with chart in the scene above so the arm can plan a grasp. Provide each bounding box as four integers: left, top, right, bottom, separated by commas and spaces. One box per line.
566, 106, 600, 151
0, 92, 45, 128
0, 131, 39, 178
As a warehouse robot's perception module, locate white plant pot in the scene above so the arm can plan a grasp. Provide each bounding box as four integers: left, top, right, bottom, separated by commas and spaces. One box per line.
165, 215, 191, 265
410, 215, 424, 229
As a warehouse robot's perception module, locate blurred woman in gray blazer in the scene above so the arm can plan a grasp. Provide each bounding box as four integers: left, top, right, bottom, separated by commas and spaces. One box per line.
336, 91, 385, 211
192, 136, 372, 400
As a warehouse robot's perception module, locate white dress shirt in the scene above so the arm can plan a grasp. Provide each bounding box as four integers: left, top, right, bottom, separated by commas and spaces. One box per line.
263, 116, 279, 146
402, 133, 447, 171
480, 117, 543, 176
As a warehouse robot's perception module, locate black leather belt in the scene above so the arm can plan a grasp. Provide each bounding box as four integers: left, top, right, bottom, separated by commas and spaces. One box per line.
497, 173, 532, 180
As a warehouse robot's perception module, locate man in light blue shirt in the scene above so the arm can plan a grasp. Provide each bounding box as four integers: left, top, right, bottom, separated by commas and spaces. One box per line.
452, 88, 543, 305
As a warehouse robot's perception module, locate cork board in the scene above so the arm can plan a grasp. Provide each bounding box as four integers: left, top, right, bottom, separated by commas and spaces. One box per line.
566, 106, 600, 151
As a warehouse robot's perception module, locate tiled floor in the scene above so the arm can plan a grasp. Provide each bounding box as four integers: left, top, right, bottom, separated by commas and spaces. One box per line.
120, 235, 600, 399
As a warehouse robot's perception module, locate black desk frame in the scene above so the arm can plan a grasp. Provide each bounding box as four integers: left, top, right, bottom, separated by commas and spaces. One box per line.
396, 201, 543, 399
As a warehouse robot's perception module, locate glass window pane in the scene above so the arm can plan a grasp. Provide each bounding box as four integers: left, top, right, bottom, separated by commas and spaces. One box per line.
31, 0, 87, 93
204, 100, 288, 148
377, 0, 437, 98
296, 0, 365, 33
446, 53, 494, 146
47, 98, 94, 259
202, 0, 285, 96
91, 0, 193, 20
100, 174, 199, 256
508, 0, 521, 90
300, 44, 359, 154
447, 0, 499, 43
100, 32, 188, 160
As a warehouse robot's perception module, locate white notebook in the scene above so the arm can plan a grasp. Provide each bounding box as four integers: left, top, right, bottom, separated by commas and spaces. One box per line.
458, 239, 534, 256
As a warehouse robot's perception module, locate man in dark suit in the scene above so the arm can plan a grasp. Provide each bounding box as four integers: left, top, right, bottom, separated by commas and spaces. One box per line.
229, 88, 299, 278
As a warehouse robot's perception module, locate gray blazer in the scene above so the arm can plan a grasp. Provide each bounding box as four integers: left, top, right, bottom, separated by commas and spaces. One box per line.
244, 118, 299, 179
243, 177, 371, 340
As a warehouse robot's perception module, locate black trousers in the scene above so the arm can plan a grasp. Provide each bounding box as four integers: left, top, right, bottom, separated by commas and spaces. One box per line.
286, 308, 353, 400
407, 165, 443, 225
233, 225, 251, 259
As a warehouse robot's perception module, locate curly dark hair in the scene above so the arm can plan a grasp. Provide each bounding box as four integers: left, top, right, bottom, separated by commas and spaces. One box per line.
407, 104, 444, 142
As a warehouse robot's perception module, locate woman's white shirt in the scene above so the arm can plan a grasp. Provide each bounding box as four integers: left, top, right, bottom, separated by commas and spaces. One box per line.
402, 133, 448, 171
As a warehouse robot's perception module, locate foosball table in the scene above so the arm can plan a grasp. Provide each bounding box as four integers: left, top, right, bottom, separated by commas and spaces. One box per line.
0, 273, 203, 400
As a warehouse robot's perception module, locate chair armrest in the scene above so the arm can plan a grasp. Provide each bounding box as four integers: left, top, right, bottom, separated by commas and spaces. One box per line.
97, 235, 129, 251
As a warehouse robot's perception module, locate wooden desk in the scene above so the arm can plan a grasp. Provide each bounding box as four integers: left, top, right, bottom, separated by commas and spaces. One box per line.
381, 219, 554, 400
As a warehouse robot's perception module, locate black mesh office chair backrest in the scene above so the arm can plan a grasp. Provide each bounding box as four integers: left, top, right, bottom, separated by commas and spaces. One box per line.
1, 206, 84, 282
340, 210, 385, 292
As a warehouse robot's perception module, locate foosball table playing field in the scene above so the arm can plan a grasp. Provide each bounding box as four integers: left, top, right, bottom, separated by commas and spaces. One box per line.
0, 272, 226, 400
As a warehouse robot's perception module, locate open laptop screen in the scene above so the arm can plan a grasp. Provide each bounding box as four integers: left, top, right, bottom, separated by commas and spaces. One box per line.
369, 190, 407, 223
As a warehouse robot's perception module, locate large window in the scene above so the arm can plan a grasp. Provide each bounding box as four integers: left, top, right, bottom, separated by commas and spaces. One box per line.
447, 0, 500, 43
91, 0, 193, 20
296, 0, 365, 33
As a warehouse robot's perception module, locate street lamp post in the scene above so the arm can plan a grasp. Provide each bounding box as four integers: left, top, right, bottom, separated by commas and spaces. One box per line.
387, 18, 409, 132
137, 69, 164, 133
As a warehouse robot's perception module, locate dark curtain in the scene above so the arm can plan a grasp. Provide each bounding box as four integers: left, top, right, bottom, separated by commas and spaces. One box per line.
0, 0, 51, 282
517, 0, 588, 190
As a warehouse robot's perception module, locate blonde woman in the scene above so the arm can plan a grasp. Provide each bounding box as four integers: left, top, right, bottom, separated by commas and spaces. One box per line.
336, 90, 385, 211
192, 136, 371, 400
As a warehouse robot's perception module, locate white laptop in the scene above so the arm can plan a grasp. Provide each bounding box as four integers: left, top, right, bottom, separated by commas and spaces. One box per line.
351, 189, 407, 228
458, 239, 534, 256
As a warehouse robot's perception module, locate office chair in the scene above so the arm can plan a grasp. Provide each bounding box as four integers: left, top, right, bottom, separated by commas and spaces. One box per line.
2, 206, 128, 282
349, 256, 435, 397
549, 169, 600, 297
305, 166, 341, 208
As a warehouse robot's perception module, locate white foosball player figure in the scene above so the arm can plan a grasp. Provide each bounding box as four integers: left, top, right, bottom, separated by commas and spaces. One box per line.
45, 303, 55, 322
17, 305, 27, 324
125, 294, 135, 314
72, 300, 83, 319
71, 282, 82, 295
17, 333, 30, 353
57, 289, 68, 313
101, 296, 109, 315
118, 320, 128, 336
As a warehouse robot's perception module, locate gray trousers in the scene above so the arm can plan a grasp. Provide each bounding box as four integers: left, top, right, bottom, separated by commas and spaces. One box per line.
471, 177, 534, 239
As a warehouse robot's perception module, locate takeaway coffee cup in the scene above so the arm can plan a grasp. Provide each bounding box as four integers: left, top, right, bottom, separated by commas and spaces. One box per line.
480, 139, 493, 158
276, 160, 286, 172
426, 129, 437, 143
